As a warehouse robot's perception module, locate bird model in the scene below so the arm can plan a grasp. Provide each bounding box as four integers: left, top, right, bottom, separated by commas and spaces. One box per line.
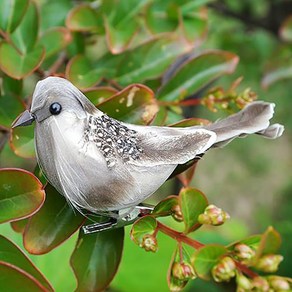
12, 77, 284, 229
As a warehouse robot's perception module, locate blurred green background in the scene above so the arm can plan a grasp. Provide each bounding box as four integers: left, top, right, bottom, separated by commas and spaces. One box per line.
0, 0, 291, 291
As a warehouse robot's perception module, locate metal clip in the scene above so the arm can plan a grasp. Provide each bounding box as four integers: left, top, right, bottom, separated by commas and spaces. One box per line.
82, 203, 154, 234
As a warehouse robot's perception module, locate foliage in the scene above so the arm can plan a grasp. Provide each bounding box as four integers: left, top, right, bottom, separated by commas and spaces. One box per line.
0, 0, 290, 291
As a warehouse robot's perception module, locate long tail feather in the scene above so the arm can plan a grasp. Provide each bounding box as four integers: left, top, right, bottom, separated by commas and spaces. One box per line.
204, 101, 284, 147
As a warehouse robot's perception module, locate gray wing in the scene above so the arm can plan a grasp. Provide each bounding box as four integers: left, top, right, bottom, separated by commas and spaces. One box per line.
126, 124, 217, 167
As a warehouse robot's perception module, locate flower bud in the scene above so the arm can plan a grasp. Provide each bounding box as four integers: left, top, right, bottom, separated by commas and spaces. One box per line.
236, 273, 252, 290
141, 234, 158, 252
212, 256, 236, 282
268, 276, 290, 290
234, 243, 255, 261
252, 276, 270, 292
171, 204, 183, 222
255, 254, 283, 273
172, 262, 196, 281
198, 204, 230, 226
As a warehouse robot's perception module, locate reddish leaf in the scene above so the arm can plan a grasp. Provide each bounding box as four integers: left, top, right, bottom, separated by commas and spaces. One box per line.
71, 225, 124, 292
23, 184, 85, 255
0, 235, 53, 291
0, 168, 45, 224
97, 84, 158, 124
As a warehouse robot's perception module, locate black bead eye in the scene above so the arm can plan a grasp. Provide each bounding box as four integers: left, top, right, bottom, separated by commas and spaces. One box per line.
49, 102, 62, 115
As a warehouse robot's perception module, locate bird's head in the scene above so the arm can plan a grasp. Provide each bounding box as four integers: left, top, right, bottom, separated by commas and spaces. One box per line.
12, 77, 98, 128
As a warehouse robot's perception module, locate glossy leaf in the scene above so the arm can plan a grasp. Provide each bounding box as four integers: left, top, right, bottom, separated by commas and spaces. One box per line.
0, 43, 44, 79
179, 187, 208, 234
145, 2, 179, 34
262, 66, 292, 89
0, 262, 49, 292
170, 117, 210, 127
115, 37, 192, 85
0, 94, 25, 129
84, 87, 118, 105
40, 0, 72, 30
227, 234, 262, 251
157, 51, 239, 101
104, 15, 136, 54
97, 84, 158, 124
39, 27, 72, 59
71, 225, 124, 292
11, 1, 39, 53
0, 0, 29, 33
24, 184, 85, 255
10, 125, 35, 158
280, 15, 292, 42
0, 168, 45, 224
179, 8, 208, 45
66, 5, 100, 32
103, 0, 148, 53
130, 215, 157, 246
153, 196, 179, 217
192, 244, 227, 280
66, 55, 106, 89
255, 226, 282, 260
0, 235, 53, 291
10, 218, 28, 234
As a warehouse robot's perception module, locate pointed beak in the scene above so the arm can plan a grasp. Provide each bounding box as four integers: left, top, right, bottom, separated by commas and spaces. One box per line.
12, 110, 35, 128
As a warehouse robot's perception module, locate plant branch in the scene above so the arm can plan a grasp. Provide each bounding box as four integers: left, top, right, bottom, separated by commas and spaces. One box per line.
156, 221, 260, 279
234, 260, 258, 279
157, 221, 204, 249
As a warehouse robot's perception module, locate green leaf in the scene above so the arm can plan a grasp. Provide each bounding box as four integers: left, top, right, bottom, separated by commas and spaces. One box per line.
0, 0, 29, 33
102, 0, 148, 53
179, 8, 207, 44
40, 0, 73, 30
10, 218, 28, 234
23, 184, 85, 255
10, 1, 39, 53
170, 117, 210, 127
0, 43, 44, 79
39, 27, 72, 59
280, 15, 292, 42
115, 37, 192, 85
104, 15, 137, 54
157, 50, 239, 101
0, 169, 45, 224
71, 225, 124, 292
228, 234, 262, 251
66, 55, 106, 89
255, 226, 282, 259
0, 262, 49, 292
130, 215, 157, 246
10, 125, 35, 158
66, 4, 100, 32
262, 66, 292, 89
192, 244, 227, 280
2, 75, 23, 96
153, 196, 179, 217
84, 87, 118, 105
145, 2, 179, 34
179, 187, 208, 234
0, 94, 25, 129
97, 84, 158, 125
0, 235, 53, 291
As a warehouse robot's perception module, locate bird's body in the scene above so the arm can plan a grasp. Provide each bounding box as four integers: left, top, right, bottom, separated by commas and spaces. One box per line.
13, 77, 284, 216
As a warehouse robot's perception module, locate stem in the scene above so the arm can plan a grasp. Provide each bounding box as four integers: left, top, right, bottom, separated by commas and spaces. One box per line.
156, 221, 259, 279
47, 52, 67, 76
234, 261, 258, 279
157, 221, 204, 249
